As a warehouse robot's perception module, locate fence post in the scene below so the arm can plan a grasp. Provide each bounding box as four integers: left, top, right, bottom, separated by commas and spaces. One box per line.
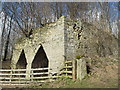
10, 70, 12, 84
31, 70, 33, 82
48, 68, 52, 82
72, 59, 77, 81
65, 63, 67, 77
18, 71, 20, 84
26, 63, 31, 80
76, 59, 87, 80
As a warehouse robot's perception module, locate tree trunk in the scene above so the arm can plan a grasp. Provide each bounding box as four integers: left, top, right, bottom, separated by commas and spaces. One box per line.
0, 14, 7, 61
3, 15, 13, 61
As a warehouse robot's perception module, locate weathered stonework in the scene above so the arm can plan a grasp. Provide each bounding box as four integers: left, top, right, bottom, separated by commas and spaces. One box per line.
11, 16, 118, 79
12, 16, 65, 78
76, 59, 87, 80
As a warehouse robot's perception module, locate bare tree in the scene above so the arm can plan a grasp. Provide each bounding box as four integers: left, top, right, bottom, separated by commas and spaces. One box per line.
3, 15, 13, 61
1, 2, 119, 62
0, 13, 7, 61
98, 2, 112, 33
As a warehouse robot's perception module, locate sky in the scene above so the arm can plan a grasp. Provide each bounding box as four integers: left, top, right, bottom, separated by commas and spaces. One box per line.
109, 2, 119, 22
0, 2, 119, 37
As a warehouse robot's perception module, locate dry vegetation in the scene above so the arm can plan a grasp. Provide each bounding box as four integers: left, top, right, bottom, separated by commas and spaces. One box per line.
1, 57, 118, 88
36, 58, 118, 88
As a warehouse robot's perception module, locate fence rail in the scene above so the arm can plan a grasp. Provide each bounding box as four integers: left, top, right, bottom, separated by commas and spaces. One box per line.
0, 60, 75, 85
0, 67, 50, 85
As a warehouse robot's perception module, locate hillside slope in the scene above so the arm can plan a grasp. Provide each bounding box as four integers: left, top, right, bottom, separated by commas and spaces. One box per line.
40, 21, 118, 88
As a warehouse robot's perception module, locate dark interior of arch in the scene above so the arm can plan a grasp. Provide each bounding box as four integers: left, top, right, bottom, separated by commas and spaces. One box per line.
32, 45, 49, 68
16, 49, 27, 69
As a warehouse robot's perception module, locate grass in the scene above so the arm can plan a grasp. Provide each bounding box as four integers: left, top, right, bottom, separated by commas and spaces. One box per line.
2, 57, 118, 89
37, 73, 118, 88
38, 59, 118, 88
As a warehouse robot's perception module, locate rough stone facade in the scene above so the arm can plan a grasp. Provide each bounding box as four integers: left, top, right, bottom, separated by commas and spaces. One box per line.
11, 16, 118, 79
12, 17, 65, 78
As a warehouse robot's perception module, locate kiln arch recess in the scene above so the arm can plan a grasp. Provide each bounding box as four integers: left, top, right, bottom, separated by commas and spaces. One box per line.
16, 49, 27, 69
32, 45, 49, 68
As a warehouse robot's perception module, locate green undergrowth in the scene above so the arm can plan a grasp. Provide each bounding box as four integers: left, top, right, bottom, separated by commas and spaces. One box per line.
31, 74, 118, 88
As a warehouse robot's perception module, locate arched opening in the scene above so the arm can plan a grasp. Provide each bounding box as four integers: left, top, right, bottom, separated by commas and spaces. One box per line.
16, 50, 27, 69
32, 45, 49, 68
86, 62, 91, 74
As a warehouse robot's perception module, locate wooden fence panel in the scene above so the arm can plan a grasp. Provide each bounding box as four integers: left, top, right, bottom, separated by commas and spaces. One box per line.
0, 67, 50, 85
0, 61, 74, 85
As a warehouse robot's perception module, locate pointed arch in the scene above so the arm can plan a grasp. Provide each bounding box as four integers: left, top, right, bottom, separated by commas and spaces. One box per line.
31, 45, 49, 68
16, 49, 27, 69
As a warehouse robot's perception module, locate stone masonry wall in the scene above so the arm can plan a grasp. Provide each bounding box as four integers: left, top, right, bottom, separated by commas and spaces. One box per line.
64, 18, 82, 60
11, 16, 65, 78
11, 16, 118, 79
